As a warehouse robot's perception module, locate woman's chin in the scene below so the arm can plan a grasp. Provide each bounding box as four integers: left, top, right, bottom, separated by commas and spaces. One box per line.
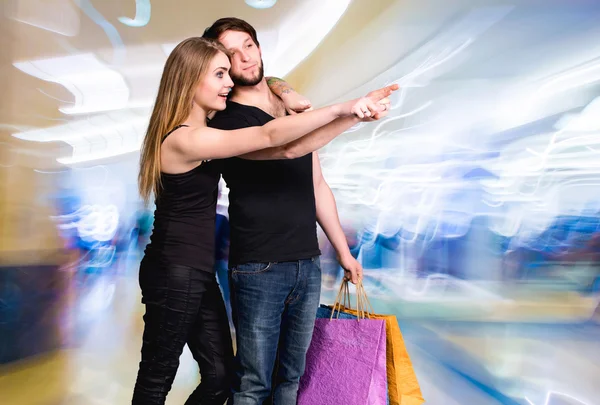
213, 102, 227, 112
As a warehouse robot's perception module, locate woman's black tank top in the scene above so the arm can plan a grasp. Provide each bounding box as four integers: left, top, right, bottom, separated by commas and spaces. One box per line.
144, 125, 220, 271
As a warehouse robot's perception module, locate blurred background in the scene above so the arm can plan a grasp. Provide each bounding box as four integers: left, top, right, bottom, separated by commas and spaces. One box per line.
1, 0, 599, 404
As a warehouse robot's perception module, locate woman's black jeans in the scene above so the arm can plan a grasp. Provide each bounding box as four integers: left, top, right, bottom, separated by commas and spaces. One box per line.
132, 257, 233, 404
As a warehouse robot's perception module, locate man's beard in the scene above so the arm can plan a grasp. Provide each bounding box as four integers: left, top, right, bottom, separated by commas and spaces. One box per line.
230, 59, 264, 87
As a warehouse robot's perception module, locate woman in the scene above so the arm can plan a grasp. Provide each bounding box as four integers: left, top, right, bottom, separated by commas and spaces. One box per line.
132, 36, 390, 405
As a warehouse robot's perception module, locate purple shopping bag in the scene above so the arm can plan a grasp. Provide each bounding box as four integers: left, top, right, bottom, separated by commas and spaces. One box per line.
298, 318, 387, 405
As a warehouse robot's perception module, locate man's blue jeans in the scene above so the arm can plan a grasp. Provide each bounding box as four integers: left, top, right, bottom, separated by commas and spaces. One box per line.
228, 257, 321, 405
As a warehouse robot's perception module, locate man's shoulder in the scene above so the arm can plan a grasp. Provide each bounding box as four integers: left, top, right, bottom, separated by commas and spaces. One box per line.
209, 101, 263, 130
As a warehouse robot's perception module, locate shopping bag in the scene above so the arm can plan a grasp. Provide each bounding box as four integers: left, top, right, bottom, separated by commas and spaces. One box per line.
321, 281, 425, 405
298, 281, 388, 405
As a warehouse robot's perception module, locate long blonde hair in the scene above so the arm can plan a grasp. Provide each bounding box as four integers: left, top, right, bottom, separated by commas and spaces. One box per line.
138, 37, 228, 204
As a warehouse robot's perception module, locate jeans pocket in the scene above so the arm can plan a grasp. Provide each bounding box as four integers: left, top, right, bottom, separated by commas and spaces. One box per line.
311, 256, 321, 271
231, 262, 273, 275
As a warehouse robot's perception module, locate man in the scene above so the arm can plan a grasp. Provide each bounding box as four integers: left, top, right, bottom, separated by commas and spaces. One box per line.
203, 17, 396, 404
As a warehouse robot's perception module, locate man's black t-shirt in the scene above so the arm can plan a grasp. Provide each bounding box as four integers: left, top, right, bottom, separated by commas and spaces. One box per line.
208, 101, 321, 266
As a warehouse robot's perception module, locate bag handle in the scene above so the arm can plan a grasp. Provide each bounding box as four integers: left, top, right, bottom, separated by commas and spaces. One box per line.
356, 279, 375, 317
330, 279, 374, 321
330, 279, 350, 320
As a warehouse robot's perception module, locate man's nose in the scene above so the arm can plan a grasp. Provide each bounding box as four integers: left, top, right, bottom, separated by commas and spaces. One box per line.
239, 51, 250, 62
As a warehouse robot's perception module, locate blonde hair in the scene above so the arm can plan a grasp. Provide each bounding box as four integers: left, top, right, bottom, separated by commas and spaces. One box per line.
138, 37, 229, 204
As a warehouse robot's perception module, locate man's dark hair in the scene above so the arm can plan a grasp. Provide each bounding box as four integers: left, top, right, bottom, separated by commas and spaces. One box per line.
203, 17, 260, 47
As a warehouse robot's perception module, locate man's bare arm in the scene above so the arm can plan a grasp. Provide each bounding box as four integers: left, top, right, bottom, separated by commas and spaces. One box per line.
238, 83, 397, 160
266, 76, 294, 95
266, 76, 312, 114
239, 116, 360, 160
313, 152, 362, 283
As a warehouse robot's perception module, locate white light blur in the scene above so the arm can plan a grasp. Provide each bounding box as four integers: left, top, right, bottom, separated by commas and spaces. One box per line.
118, 0, 152, 27
55, 204, 119, 242
5, 0, 81, 36
12, 110, 148, 164
245, 0, 277, 9
314, 6, 600, 293
263, 0, 351, 78
13, 53, 130, 115
525, 390, 591, 405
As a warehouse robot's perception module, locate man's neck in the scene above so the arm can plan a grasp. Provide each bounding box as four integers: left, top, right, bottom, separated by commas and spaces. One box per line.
230, 77, 273, 107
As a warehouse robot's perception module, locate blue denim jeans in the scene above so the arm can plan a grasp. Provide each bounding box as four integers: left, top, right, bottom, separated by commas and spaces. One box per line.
229, 257, 321, 405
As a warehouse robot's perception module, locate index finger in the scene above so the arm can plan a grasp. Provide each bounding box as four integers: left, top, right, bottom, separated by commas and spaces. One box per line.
368, 84, 400, 101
